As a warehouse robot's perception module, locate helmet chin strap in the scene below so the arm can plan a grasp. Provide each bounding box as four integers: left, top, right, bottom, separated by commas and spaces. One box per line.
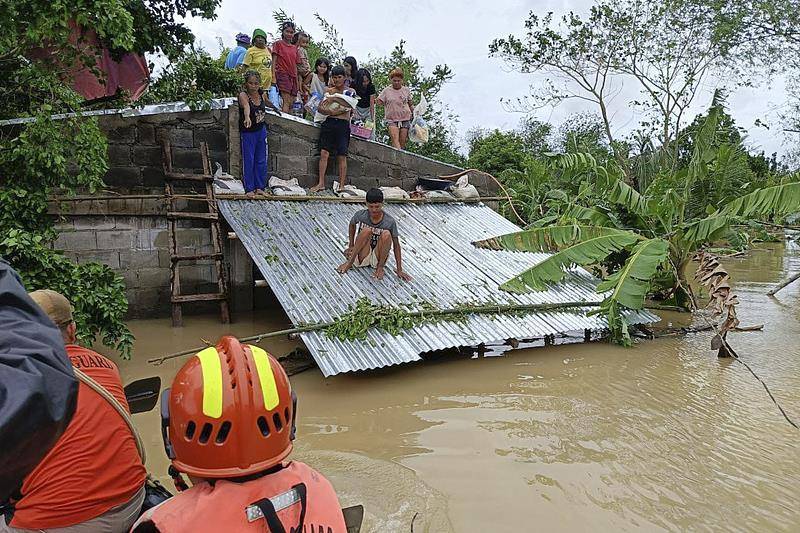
168, 466, 189, 492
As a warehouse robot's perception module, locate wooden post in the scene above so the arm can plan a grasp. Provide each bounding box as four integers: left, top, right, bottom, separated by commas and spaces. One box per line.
767, 271, 800, 296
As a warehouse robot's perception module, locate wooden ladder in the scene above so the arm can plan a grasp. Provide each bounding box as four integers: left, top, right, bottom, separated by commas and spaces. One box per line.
161, 139, 230, 327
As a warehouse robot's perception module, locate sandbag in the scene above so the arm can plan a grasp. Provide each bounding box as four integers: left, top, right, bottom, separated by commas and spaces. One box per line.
451, 174, 479, 199
380, 186, 410, 200
212, 162, 245, 194
415, 187, 454, 199
332, 182, 366, 198
268, 176, 306, 196
408, 94, 429, 144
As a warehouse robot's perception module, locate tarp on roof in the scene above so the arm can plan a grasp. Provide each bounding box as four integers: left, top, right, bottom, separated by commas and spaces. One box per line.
219, 200, 658, 376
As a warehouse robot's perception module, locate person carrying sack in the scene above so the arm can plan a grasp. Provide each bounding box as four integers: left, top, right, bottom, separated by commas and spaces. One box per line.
0, 290, 147, 533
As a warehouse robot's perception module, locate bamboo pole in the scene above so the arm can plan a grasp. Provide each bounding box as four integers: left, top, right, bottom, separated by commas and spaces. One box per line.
767, 271, 800, 296
146, 301, 685, 366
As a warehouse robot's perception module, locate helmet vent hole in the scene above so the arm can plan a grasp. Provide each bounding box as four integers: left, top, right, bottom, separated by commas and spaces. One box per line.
273, 413, 283, 432
284, 407, 290, 426
257, 416, 270, 437
215, 421, 232, 444
198, 423, 213, 444
185, 421, 196, 440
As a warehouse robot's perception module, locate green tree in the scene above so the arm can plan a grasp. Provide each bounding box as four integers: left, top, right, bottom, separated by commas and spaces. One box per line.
490, 0, 737, 175
0, 0, 220, 358
466, 129, 527, 176
363, 40, 463, 165
139, 47, 241, 109
475, 103, 800, 344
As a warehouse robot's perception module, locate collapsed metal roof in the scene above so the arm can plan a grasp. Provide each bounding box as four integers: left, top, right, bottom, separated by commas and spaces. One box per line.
218, 200, 657, 376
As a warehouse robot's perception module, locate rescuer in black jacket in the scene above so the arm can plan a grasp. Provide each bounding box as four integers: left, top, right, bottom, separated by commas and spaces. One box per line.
0, 260, 78, 501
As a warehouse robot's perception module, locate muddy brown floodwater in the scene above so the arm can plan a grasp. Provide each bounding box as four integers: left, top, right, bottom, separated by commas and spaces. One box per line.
118, 242, 800, 532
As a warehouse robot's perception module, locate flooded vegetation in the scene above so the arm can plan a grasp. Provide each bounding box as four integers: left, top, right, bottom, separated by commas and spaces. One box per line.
120, 241, 800, 532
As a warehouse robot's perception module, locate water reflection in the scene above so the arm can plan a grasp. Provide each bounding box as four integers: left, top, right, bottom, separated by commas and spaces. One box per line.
119, 242, 800, 532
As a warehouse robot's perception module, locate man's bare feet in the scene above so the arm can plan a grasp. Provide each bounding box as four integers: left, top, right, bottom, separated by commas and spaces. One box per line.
373, 266, 385, 280
336, 262, 352, 274
309, 184, 325, 193
246, 191, 255, 198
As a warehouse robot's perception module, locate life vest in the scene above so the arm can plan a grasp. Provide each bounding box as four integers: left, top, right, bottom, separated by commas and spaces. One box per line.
132, 461, 346, 533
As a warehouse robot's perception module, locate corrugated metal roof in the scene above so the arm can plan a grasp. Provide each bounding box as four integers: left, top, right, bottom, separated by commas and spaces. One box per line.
219, 200, 658, 376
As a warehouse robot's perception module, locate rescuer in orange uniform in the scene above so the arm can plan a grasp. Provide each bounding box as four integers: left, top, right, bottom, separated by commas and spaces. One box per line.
131, 336, 347, 532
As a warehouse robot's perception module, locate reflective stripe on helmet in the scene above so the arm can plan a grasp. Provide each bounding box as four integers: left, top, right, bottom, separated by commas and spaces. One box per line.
196, 347, 223, 418
249, 345, 280, 411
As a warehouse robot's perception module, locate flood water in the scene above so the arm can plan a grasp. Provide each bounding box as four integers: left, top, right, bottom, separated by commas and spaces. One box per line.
119, 241, 800, 532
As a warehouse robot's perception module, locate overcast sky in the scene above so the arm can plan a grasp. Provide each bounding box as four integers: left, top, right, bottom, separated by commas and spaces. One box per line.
183, 0, 794, 157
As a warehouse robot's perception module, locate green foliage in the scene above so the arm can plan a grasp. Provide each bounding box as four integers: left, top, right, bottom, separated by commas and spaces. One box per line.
1, 230, 133, 357
495, 229, 642, 293
139, 48, 242, 110
476, 103, 800, 344
325, 297, 438, 340
363, 40, 464, 165
466, 130, 527, 176
0, 0, 220, 357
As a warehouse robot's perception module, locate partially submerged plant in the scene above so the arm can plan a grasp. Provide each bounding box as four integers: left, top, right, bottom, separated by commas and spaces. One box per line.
475, 101, 800, 345
694, 251, 739, 355
325, 297, 440, 341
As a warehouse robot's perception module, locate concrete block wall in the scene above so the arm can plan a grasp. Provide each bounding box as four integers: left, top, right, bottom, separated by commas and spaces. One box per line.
46, 105, 500, 318
52, 199, 220, 318
100, 109, 230, 193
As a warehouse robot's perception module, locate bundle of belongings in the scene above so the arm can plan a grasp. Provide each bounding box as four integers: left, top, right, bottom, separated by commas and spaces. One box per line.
332, 182, 366, 198
350, 118, 374, 140
331, 183, 410, 200
212, 162, 245, 195
408, 95, 430, 144
412, 174, 479, 200
268, 176, 306, 196
314, 89, 359, 124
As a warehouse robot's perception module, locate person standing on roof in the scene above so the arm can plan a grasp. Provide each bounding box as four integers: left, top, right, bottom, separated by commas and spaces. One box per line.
131, 336, 348, 532
241, 29, 273, 90
310, 65, 355, 193
272, 21, 299, 114
224, 33, 251, 69
337, 188, 413, 281
239, 70, 280, 197
377, 67, 414, 150
1, 290, 146, 533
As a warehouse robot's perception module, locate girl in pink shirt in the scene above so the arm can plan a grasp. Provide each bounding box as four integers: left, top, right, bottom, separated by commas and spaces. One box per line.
377, 67, 414, 149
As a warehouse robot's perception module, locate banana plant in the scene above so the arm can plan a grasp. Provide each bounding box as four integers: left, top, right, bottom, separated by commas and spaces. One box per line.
475, 104, 800, 344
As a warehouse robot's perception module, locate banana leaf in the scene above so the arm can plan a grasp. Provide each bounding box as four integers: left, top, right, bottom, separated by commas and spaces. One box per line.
499, 230, 642, 293
596, 238, 670, 310
474, 225, 631, 253
721, 181, 800, 218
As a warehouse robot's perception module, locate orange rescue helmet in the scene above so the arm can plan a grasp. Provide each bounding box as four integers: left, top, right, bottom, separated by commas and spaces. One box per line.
160, 336, 296, 478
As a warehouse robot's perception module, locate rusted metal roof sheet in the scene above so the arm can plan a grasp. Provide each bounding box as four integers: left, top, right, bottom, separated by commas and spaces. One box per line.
219, 200, 658, 376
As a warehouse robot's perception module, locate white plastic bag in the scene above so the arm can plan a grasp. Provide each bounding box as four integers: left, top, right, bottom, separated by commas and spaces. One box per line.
268, 176, 306, 196
451, 174, 479, 199
380, 186, 410, 200
332, 182, 366, 198
212, 162, 245, 194
408, 94, 430, 144
305, 91, 322, 116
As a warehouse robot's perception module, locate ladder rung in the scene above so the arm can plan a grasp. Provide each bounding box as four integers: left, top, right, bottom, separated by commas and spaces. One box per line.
171, 293, 227, 303
167, 212, 218, 220
171, 253, 224, 262
165, 172, 214, 182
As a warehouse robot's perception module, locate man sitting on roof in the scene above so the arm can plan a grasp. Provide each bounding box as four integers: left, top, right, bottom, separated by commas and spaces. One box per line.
336, 188, 413, 281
